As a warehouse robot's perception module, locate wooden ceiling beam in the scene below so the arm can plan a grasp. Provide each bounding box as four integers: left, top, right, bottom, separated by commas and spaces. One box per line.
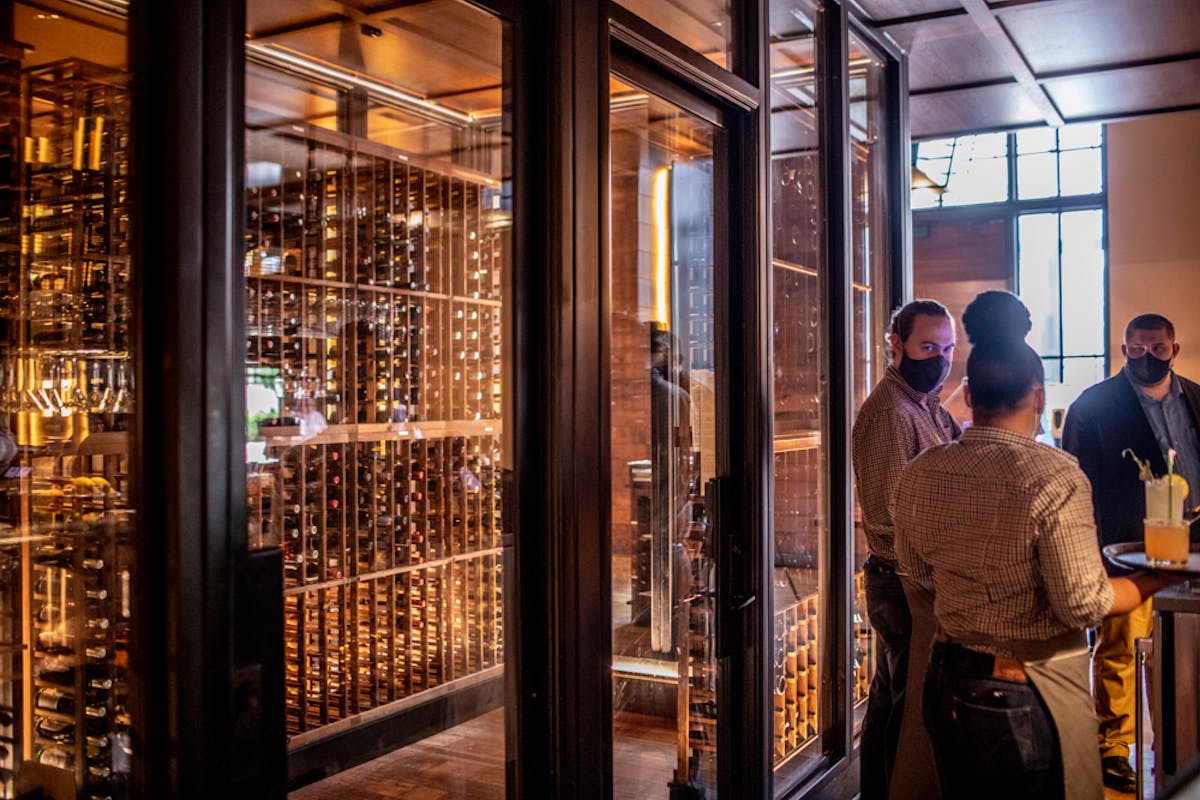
956, 0, 1063, 126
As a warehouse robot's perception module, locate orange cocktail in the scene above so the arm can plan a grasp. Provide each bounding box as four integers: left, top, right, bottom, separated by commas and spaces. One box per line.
1144, 519, 1190, 566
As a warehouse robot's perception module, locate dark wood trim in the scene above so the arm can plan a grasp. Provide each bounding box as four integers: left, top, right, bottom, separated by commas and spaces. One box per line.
885, 38, 911, 308
534, 0, 613, 796
609, 4, 760, 111
869, 0, 1059, 28
499, 0, 553, 797
1036, 51, 1200, 81
718, 0, 769, 797
744, 0, 773, 797
869, 7, 966, 28
609, 51, 724, 126
848, 12, 903, 63
131, 0, 264, 796
909, 76, 1017, 96
913, 193, 1106, 224
914, 109, 1200, 142
818, 0, 854, 778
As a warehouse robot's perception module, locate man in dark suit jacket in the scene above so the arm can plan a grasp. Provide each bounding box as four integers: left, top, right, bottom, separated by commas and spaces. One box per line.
1063, 313, 1200, 793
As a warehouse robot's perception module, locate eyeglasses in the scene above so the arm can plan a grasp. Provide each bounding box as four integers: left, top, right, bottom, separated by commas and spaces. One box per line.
1127, 343, 1174, 359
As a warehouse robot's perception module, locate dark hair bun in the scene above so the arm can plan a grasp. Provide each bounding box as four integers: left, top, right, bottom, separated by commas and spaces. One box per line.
962, 290, 1032, 345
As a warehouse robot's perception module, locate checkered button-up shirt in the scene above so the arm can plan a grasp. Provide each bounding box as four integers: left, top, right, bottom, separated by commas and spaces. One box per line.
852, 365, 961, 565
894, 426, 1114, 653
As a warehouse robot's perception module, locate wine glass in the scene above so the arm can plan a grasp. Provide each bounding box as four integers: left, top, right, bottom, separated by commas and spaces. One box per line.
87, 359, 104, 412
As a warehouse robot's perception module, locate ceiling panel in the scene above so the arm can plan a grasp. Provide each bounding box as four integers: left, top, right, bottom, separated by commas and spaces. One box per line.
248, 0, 502, 116
998, 0, 1200, 74
1044, 61, 1200, 119
852, 0, 964, 21
911, 83, 1044, 138
888, 15, 1013, 91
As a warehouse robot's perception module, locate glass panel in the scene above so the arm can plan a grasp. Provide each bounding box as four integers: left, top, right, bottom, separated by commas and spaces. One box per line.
1018, 213, 1062, 357
1060, 210, 1105, 355
848, 26, 891, 746
618, 0, 732, 70
1016, 127, 1056, 154
963, 132, 1008, 158
1017, 152, 1058, 200
1059, 148, 1102, 196
0, 2, 134, 797
915, 137, 955, 160
1041, 357, 1064, 385
941, 154, 1007, 206
769, 1, 825, 789
1062, 356, 1106, 389
244, 3, 510, 797
609, 76, 718, 800
1058, 122, 1102, 150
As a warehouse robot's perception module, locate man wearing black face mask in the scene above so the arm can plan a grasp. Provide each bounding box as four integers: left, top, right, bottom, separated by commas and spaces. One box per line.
1063, 313, 1200, 793
852, 299, 958, 800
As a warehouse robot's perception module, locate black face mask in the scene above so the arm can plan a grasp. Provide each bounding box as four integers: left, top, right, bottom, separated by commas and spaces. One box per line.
898, 353, 950, 395
1126, 353, 1172, 385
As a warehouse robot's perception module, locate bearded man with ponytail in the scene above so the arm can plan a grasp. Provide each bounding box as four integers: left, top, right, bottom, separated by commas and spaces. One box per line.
1062, 313, 1200, 793
851, 299, 959, 799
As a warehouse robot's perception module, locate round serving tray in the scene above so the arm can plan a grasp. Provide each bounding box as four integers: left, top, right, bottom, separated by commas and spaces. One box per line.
1103, 541, 1200, 578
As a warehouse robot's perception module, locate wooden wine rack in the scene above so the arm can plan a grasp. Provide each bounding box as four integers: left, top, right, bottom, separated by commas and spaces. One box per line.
770, 572, 873, 766
243, 124, 505, 741
0, 58, 135, 800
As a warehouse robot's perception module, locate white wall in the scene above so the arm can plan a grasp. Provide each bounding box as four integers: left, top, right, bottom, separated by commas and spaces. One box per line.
1106, 110, 1200, 380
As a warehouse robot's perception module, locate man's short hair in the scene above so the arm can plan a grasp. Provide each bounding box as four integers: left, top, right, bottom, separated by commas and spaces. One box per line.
1125, 313, 1175, 342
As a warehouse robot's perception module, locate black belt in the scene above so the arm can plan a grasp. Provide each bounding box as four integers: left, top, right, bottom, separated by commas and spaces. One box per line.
936, 642, 1028, 684
863, 556, 897, 576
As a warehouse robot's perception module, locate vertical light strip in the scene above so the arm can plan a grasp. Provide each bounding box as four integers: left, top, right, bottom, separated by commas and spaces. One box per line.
652, 166, 670, 328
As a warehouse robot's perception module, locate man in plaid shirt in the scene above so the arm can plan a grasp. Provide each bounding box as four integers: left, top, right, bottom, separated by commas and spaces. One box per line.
852, 299, 958, 799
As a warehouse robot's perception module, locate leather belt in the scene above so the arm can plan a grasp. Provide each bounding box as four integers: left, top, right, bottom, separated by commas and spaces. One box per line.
941, 642, 1029, 684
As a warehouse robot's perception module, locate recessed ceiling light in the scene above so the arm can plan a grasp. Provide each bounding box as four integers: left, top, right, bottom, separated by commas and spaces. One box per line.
35, 13, 61, 19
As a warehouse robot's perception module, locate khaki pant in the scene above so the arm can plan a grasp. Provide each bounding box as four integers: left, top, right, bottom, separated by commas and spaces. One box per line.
1093, 597, 1153, 759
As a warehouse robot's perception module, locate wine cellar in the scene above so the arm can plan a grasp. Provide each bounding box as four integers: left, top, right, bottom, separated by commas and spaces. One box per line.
242, 122, 506, 742
0, 58, 134, 800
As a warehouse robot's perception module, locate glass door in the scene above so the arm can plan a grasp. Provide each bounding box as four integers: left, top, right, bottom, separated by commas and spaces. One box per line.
608, 73, 724, 800
242, 1, 512, 795
0, 3, 136, 797
767, 1, 828, 789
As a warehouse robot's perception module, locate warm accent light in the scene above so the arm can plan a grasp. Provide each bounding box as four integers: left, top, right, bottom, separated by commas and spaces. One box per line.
652, 166, 670, 328
910, 164, 946, 195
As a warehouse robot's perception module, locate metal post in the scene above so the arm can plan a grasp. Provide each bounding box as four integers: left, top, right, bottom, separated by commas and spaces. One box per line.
1136, 635, 1154, 800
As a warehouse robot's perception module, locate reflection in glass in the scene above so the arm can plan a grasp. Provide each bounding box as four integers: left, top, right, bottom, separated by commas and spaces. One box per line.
768, 1, 826, 790
848, 26, 892, 744
244, 3, 510, 797
609, 77, 718, 800
0, 2, 135, 798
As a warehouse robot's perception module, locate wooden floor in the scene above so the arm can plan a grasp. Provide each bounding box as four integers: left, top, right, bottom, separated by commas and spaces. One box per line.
289, 709, 507, 800
288, 700, 1147, 800
288, 708, 681, 800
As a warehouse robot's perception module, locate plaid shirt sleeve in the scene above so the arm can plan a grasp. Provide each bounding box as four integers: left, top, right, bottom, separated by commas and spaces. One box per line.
853, 400, 918, 564
1033, 464, 1114, 629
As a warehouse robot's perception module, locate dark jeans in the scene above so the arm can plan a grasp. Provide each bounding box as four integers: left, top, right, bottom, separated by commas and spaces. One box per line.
923, 643, 1063, 800
861, 559, 911, 800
